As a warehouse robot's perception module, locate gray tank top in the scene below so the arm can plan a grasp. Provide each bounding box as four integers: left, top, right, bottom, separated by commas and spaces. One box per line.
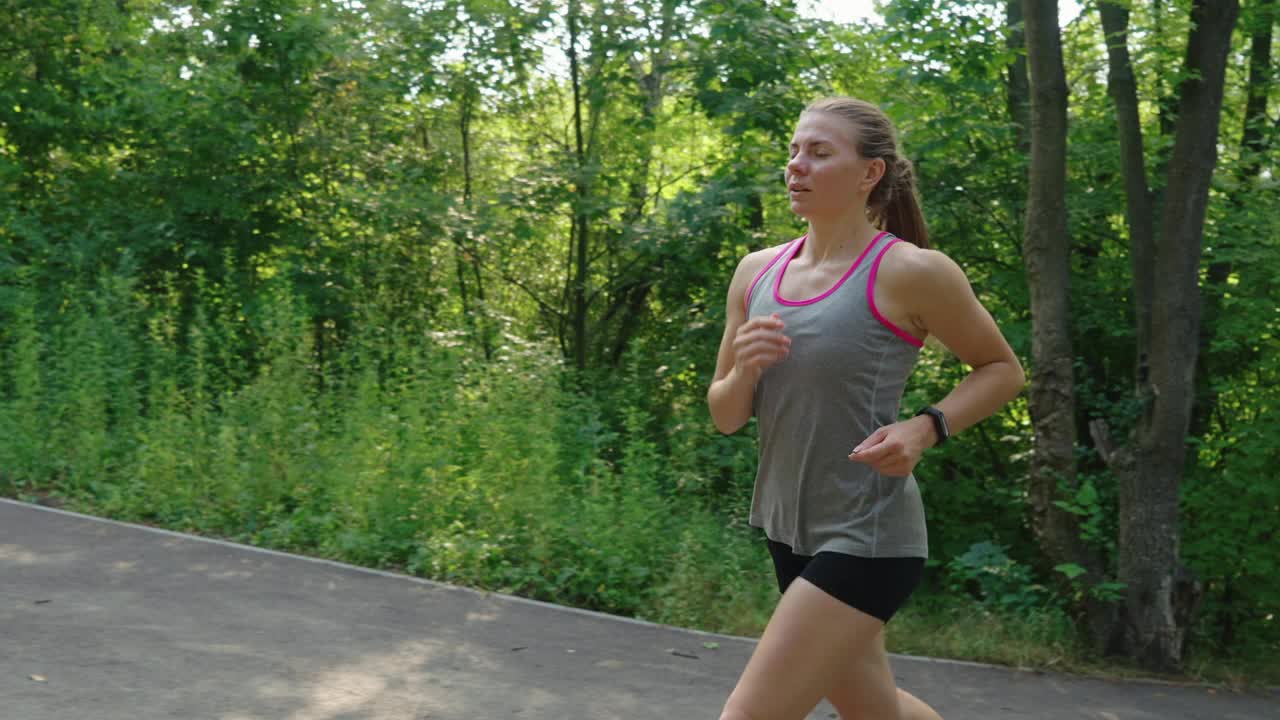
745, 231, 929, 558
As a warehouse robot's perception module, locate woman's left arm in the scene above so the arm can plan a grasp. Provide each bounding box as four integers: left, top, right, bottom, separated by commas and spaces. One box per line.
850, 246, 1026, 477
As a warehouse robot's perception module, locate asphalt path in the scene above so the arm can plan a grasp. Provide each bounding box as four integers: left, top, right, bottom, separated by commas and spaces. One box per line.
2, 498, 1275, 720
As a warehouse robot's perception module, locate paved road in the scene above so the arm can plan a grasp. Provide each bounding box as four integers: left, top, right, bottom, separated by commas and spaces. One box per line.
1, 499, 1275, 720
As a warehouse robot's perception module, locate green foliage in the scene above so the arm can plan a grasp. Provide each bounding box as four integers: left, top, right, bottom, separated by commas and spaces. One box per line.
1051, 474, 1111, 552
946, 540, 1052, 615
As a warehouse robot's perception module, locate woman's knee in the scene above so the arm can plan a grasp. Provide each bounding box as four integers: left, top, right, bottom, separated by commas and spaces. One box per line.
823, 642, 900, 720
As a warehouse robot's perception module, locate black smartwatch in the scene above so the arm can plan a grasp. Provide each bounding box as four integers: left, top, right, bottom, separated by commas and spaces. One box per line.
915, 406, 950, 446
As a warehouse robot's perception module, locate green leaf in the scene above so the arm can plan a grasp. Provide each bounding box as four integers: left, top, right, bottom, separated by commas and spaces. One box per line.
1051, 499, 1088, 516
1054, 563, 1087, 580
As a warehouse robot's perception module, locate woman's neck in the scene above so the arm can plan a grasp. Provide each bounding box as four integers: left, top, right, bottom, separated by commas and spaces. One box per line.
802, 214, 881, 265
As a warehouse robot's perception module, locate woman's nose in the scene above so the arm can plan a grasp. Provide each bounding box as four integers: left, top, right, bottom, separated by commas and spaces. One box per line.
786, 157, 806, 176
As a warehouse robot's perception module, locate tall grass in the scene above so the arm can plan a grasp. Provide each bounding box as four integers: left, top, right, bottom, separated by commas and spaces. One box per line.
0, 268, 776, 634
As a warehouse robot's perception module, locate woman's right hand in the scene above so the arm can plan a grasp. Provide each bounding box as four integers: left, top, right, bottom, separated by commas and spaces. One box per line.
709, 246, 794, 435
732, 313, 791, 380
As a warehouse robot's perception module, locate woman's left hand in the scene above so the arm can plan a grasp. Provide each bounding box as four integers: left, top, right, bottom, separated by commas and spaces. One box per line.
848, 416, 937, 477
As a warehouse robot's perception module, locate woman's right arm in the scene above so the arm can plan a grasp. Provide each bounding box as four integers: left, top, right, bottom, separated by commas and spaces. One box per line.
707, 250, 791, 435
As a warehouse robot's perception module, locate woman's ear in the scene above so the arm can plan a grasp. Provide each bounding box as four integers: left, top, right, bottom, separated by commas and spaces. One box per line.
861, 157, 886, 192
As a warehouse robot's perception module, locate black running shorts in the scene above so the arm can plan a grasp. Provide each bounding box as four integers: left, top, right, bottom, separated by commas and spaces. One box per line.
766, 539, 924, 623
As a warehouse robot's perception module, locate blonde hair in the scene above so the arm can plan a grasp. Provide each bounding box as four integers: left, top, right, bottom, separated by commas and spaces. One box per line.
803, 97, 929, 248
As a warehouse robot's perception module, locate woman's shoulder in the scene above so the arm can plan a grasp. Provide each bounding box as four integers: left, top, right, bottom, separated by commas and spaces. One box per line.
877, 241, 975, 321
877, 241, 966, 289
731, 240, 797, 287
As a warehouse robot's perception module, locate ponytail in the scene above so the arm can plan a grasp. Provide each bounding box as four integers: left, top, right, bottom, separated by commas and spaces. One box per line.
877, 157, 930, 249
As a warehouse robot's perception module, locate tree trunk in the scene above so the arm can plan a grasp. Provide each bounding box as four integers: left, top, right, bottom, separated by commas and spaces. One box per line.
747, 190, 764, 231
1123, 0, 1238, 671
1095, 0, 1158, 660
1090, 12, 1152, 645
459, 67, 494, 362
1021, 0, 1074, 565
452, 75, 491, 360
1006, 0, 1031, 154
604, 3, 675, 367
1099, 1, 1156, 378
1236, 0, 1275, 181
1193, 0, 1273, 439
568, 0, 590, 371
1021, 0, 1114, 648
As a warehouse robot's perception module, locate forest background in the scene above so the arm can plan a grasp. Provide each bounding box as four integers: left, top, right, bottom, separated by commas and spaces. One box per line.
1, 0, 1276, 687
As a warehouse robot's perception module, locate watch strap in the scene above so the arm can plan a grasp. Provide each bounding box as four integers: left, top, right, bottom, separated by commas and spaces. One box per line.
915, 406, 949, 446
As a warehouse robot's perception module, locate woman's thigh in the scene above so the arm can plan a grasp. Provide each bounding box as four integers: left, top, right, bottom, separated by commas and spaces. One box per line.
721, 577, 886, 720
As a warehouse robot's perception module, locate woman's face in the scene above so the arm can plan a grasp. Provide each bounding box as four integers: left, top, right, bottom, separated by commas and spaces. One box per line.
785, 111, 882, 221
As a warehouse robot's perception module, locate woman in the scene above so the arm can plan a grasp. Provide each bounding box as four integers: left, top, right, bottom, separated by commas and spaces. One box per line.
706, 97, 1025, 720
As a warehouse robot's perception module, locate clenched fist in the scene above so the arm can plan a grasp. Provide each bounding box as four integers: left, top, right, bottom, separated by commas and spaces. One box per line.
733, 313, 791, 379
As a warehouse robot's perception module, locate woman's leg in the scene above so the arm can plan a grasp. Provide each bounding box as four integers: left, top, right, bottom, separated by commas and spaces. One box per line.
896, 689, 943, 720
719, 577, 887, 720
823, 631, 943, 720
